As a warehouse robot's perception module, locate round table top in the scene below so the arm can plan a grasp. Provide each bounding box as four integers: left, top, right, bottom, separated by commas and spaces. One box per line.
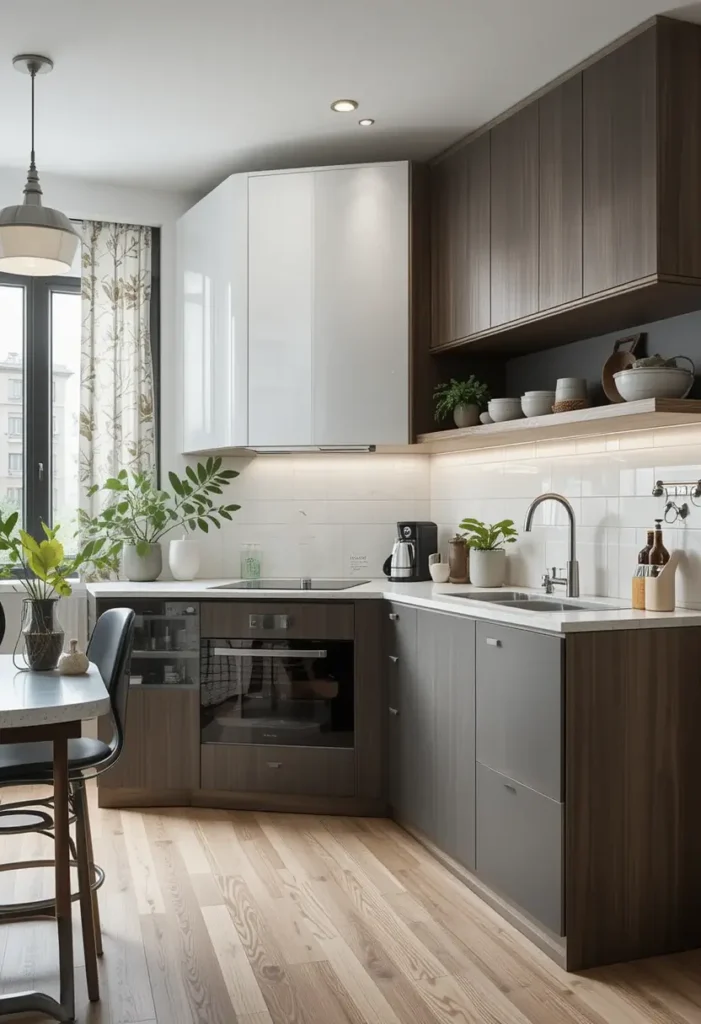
0, 657, 110, 729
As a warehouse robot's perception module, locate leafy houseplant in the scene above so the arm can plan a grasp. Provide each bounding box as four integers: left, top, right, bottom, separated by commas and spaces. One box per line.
434, 377, 491, 429
80, 459, 240, 582
0, 515, 116, 670
459, 517, 518, 588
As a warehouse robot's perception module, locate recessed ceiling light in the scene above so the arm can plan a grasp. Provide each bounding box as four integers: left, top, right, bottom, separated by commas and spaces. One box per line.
359, 118, 375, 127
331, 99, 358, 112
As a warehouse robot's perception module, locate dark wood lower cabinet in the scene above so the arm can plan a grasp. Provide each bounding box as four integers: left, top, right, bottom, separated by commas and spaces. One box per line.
200, 744, 355, 797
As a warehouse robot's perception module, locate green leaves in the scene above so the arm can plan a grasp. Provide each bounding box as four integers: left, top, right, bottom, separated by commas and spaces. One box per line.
459, 517, 518, 551
434, 377, 491, 422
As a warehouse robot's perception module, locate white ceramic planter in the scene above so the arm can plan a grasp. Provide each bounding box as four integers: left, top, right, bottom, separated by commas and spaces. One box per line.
469, 549, 506, 588
169, 539, 201, 581
122, 543, 163, 582
453, 403, 480, 428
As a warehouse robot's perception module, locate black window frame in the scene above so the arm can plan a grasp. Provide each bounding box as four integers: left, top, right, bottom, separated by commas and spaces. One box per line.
0, 271, 81, 541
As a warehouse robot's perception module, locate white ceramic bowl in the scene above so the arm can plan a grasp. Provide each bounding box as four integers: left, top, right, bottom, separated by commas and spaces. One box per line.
429, 562, 451, 583
613, 367, 694, 401
488, 398, 523, 423
521, 391, 556, 417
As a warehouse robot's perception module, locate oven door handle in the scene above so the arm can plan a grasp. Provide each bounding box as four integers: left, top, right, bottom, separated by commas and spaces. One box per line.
213, 647, 328, 659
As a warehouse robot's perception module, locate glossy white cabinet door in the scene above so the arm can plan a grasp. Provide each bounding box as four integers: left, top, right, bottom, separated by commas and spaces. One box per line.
248, 173, 314, 447
313, 164, 410, 445
178, 174, 248, 452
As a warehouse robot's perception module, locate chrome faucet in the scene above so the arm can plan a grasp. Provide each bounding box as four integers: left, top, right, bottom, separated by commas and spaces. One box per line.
523, 492, 580, 598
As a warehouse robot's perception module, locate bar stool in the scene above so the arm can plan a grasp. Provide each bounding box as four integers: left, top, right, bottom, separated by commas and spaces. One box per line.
0, 607, 135, 1002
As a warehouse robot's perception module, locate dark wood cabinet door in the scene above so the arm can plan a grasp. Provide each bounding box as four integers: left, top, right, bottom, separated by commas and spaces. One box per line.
490, 102, 539, 326
539, 74, 583, 310
431, 134, 490, 347
583, 28, 657, 295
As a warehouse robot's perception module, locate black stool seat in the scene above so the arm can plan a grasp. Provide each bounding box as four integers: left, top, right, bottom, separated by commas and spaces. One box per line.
0, 739, 111, 780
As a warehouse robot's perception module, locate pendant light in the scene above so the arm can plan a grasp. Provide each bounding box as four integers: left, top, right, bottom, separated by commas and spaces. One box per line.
0, 55, 79, 276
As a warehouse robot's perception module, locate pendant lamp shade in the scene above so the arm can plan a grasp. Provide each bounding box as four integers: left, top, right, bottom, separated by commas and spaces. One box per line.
0, 55, 79, 276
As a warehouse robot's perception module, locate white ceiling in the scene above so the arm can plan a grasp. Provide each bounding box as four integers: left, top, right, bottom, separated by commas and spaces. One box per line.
0, 0, 690, 194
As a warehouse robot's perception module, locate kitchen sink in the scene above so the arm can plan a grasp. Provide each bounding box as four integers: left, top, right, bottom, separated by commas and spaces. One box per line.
506, 598, 619, 612
453, 591, 531, 602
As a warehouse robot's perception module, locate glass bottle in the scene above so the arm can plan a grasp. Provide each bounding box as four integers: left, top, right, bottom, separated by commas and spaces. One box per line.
637, 530, 654, 565
649, 520, 670, 568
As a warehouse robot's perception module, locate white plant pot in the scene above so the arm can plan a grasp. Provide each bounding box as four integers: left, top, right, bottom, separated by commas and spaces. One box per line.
169, 539, 201, 581
122, 543, 162, 582
453, 403, 480, 428
469, 549, 507, 588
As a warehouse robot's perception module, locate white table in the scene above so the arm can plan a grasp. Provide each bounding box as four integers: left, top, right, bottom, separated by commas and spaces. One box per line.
0, 659, 110, 1023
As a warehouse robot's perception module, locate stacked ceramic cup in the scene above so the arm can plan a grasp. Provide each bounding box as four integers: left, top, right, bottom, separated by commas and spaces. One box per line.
553, 378, 588, 413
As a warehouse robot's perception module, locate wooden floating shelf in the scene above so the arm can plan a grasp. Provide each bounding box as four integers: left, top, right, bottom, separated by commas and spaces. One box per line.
416, 399, 701, 454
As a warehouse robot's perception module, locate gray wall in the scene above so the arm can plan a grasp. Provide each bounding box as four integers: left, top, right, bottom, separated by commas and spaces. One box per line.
505, 309, 701, 403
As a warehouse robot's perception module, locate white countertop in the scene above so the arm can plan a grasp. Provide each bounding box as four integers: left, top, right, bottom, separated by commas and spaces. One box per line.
86, 578, 701, 635
0, 660, 110, 729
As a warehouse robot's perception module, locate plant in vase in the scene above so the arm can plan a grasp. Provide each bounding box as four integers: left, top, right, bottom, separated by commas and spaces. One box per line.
459, 517, 518, 588
434, 376, 491, 429
0, 515, 116, 670
79, 459, 240, 582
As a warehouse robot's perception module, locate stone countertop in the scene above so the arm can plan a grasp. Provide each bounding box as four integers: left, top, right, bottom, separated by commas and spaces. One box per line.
0, 660, 110, 729
85, 578, 701, 636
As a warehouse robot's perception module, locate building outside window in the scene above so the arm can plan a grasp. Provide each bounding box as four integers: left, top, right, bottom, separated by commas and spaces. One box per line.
8, 378, 21, 402
6, 487, 21, 506
8, 452, 22, 474
8, 415, 22, 437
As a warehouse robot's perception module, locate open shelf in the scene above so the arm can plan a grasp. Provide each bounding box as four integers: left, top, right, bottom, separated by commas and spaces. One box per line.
416, 398, 701, 454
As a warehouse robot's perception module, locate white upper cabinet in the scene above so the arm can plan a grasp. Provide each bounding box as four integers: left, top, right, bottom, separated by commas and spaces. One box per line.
248, 173, 314, 447
178, 174, 248, 453
178, 161, 412, 453
312, 164, 409, 446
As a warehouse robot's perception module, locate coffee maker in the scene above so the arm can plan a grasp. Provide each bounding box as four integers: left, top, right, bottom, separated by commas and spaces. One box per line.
383, 522, 438, 582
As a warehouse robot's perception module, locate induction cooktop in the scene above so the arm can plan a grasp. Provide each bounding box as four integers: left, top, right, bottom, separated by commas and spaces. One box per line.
209, 578, 369, 591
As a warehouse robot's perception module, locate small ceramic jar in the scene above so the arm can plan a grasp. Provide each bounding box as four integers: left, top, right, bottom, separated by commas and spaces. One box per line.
58, 639, 89, 675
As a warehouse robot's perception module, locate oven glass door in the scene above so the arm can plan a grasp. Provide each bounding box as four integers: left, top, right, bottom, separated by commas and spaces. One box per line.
200, 638, 354, 748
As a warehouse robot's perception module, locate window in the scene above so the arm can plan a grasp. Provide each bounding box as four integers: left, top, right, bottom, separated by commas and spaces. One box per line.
0, 273, 80, 543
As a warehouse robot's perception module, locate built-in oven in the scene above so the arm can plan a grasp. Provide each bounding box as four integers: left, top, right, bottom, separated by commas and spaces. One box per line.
200, 637, 354, 748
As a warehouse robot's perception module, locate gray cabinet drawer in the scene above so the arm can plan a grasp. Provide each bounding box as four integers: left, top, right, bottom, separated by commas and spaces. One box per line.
476, 762, 563, 935
476, 621, 562, 800
201, 744, 355, 797
201, 602, 354, 640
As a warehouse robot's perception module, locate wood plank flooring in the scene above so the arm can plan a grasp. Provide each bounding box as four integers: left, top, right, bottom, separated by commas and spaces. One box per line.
1, 785, 701, 1023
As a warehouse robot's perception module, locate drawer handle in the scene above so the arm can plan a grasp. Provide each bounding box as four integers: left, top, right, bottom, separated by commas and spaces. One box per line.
485, 638, 502, 647
389, 612, 399, 621
503, 783, 517, 794
388, 655, 399, 663
389, 707, 400, 716
214, 648, 327, 659
267, 762, 282, 769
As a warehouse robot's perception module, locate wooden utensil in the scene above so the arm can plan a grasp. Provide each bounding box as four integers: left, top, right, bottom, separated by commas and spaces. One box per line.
602, 334, 642, 403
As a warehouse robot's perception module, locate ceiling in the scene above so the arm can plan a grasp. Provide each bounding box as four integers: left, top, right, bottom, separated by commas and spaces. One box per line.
0, 0, 689, 194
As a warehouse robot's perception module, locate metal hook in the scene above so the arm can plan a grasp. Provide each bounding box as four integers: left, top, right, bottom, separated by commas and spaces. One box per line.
664, 500, 690, 524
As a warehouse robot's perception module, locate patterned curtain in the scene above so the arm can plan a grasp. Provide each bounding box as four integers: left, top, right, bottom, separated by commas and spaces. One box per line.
79, 221, 155, 518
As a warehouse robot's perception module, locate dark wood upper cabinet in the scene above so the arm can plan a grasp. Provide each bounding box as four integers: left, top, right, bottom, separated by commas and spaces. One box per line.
490, 102, 539, 326
539, 75, 583, 310
431, 135, 490, 347
583, 29, 657, 296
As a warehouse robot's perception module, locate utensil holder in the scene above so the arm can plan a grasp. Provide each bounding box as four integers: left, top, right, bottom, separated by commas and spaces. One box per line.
645, 553, 679, 612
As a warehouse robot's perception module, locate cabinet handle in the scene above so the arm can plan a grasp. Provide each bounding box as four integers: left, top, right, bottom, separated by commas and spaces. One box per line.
214, 648, 327, 659
389, 613, 399, 621
503, 783, 517, 794
485, 638, 502, 647
389, 707, 400, 716
388, 655, 399, 663
266, 761, 282, 769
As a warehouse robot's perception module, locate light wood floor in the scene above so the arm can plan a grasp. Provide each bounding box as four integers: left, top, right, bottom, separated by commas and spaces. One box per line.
1, 786, 701, 1023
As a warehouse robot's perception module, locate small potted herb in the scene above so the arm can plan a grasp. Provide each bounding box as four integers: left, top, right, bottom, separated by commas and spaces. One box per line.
79, 459, 240, 582
459, 517, 518, 588
434, 377, 491, 428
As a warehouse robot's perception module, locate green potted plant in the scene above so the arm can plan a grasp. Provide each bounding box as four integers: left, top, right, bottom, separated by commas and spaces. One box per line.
459, 517, 518, 588
0, 515, 117, 670
434, 376, 491, 428
79, 458, 240, 582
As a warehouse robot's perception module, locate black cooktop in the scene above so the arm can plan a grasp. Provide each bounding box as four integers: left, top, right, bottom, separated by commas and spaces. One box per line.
210, 578, 369, 591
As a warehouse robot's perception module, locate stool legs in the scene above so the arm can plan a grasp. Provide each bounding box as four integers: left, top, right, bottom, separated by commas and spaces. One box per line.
73, 781, 99, 1001
80, 784, 103, 957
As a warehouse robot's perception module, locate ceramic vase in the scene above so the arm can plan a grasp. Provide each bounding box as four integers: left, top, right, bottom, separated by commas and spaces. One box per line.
453, 404, 480, 428
469, 549, 506, 588
122, 543, 163, 582
22, 598, 64, 671
58, 639, 89, 675
169, 539, 200, 581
